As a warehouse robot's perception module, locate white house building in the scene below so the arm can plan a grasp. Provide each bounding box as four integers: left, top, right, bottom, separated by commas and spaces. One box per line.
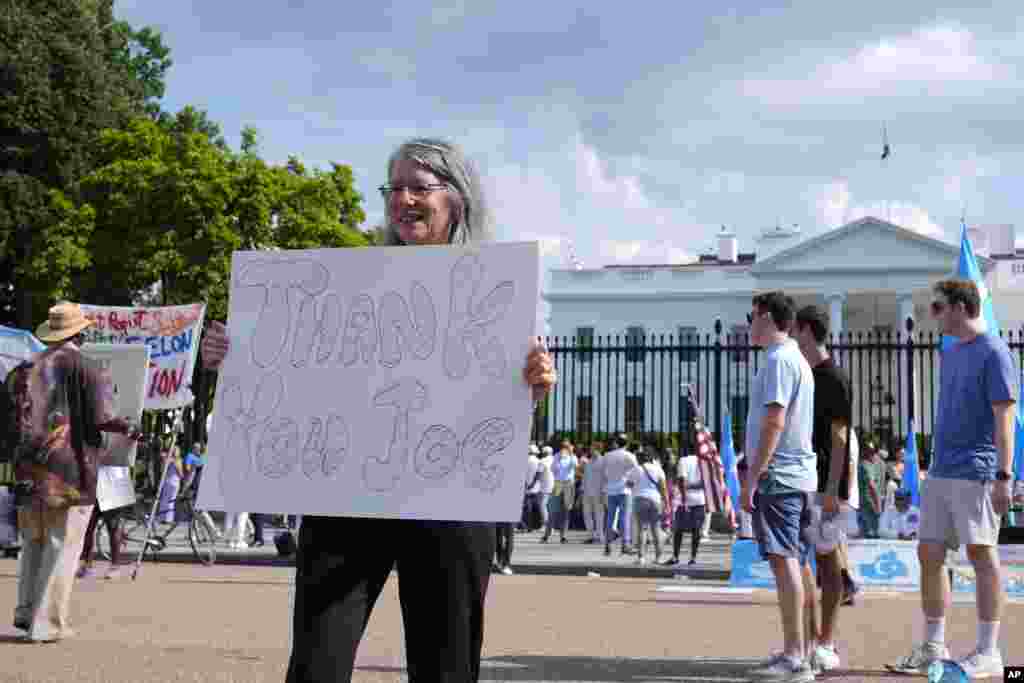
541, 217, 1024, 447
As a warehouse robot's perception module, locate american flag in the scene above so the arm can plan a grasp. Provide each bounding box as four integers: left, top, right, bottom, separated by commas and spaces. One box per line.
685, 386, 734, 521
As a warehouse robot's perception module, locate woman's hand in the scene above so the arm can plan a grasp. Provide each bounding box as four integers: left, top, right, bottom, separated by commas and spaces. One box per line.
201, 321, 230, 370
524, 338, 557, 402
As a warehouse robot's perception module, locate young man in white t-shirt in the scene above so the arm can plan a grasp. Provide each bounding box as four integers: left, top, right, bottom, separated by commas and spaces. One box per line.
601, 434, 638, 557
664, 451, 706, 566
626, 451, 667, 565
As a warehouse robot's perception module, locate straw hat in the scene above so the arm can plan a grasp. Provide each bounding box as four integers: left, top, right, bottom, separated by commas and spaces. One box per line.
35, 301, 93, 343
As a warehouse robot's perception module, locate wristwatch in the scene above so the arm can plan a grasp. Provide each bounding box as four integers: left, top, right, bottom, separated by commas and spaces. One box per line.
995, 470, 1013, 482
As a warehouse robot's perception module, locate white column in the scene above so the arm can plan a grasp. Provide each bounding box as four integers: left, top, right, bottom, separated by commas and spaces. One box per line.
897, 293, 915, 335
827, 293, 846, 339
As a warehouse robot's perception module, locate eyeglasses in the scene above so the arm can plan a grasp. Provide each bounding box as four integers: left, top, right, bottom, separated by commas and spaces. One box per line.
379, 183, 448, 200
930, 300, 947, 316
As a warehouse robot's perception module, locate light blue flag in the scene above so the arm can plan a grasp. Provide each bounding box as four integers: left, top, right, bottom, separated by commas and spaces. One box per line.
902, 417, 920, 507
720, 410, 741, 510
942, 221, 1000, 350
0, 324, 45, 376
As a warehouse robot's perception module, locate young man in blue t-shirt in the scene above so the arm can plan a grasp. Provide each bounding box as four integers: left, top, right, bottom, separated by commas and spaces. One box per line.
742, 291, 818, 683
889, 279, 1016, 679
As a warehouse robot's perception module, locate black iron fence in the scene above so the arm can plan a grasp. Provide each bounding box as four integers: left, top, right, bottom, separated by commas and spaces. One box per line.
532, 320, 1024, 466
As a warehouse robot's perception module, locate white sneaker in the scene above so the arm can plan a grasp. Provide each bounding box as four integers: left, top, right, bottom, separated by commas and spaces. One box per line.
810, 644, 840, 672
748, 653, 815, 681
635, 555, 645, 566
500, 565, 513, 576
886, 642, 949, 675
957, 648, 1003, 679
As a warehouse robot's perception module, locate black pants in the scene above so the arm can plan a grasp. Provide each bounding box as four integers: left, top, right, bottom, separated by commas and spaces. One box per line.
286, 516, 495, 683
80, 505, 123, 564
494, 523, 514, 567
250, 513, 265, 543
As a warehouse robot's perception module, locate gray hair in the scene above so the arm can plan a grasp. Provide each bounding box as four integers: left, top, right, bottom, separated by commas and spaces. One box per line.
382, 137, 493, 246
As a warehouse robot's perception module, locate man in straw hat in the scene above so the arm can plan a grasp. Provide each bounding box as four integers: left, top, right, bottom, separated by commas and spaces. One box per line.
5, 302, 137, 642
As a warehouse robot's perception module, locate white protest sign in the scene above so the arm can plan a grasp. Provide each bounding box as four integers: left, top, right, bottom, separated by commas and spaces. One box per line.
200, 242, 540, 521
81, 343, 150, 468
79, 304, 205, 410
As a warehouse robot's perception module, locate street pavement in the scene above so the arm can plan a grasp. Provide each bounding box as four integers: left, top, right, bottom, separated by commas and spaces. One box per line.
1, 560, 1021, 682
117, 523, 734, 580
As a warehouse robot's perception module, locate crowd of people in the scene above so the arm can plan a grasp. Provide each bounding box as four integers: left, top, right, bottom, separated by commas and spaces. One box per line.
515, 435, 716, 570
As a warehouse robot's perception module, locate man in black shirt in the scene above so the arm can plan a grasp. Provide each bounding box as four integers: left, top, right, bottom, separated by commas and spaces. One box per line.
794, 304, 860, 673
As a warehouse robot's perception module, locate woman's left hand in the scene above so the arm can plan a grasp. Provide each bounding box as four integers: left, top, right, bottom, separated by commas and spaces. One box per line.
524, 338, 557, 401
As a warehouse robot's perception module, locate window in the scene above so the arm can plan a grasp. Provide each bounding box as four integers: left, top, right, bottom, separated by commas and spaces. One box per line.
576, 396, 593, 436
678, 325, 698, 363
576, 326, 594, 363
730, 324, 750, 363
625, 396, 645, 434
626, 325, 645, 363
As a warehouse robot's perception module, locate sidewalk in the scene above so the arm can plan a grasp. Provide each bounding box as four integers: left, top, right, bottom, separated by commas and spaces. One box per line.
117, 524, 734, 580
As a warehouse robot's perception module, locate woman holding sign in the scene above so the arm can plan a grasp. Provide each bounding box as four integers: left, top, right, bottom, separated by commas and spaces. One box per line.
200, 138, 557, 683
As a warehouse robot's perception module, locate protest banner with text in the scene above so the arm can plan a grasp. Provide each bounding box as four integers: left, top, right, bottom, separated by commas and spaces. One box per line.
80, 304, 205, 411
200, 242, 540, 521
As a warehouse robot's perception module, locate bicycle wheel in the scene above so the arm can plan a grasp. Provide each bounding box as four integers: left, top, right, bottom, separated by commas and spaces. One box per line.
189, 515, 217, 565
122, 510, 161, 560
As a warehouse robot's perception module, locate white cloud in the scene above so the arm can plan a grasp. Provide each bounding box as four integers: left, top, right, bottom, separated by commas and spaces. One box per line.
824, 25, 999, 87
485, 132, 699, 268
599, 240, 694, 265
817, 181, 853, 228
813, 180, 943, 237
742, 24, 1009, 104
575, 137, 651, 210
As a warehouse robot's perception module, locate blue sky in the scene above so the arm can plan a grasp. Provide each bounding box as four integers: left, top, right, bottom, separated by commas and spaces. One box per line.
115, 1, 1024, 272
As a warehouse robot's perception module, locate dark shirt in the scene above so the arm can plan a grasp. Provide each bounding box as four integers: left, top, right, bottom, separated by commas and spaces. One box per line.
812, 357, 852, 499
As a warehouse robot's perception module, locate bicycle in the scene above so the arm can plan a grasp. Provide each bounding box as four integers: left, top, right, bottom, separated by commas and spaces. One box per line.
95, 486, 217, 566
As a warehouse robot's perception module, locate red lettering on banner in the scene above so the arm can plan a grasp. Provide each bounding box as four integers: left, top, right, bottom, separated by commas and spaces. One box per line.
147, 361, 188, 399
167, 361, 185, 395
148, 368, 159, 398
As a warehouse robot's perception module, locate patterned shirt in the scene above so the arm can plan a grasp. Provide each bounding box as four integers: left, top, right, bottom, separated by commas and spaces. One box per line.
8, 343, 116, 509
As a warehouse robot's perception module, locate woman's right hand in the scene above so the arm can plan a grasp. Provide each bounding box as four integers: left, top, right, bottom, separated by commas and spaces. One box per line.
201, 321, 230, 370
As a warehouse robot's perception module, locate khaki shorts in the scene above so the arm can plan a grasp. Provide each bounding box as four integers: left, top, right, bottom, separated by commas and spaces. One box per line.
919, 477, 1001, 550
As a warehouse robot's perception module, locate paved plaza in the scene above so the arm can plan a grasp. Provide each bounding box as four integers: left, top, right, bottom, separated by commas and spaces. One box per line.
2, 550, 1021, 682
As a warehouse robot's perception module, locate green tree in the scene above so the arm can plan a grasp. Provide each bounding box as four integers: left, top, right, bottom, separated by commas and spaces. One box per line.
78, 115, 369, 321
0, 0, 170, 326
